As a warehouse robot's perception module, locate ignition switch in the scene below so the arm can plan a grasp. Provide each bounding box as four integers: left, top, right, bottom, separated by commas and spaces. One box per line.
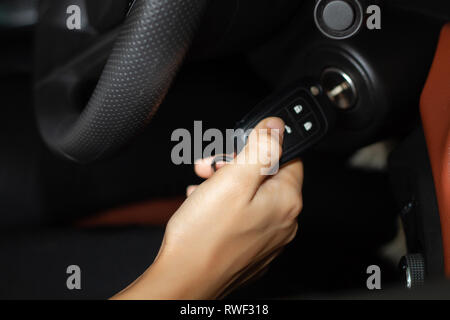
320, 67, 358, 110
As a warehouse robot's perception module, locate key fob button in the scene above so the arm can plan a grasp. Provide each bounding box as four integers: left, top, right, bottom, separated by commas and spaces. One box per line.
288, 99, 311, 119
234, 83, 335, 166
276, 110, 302, 151
300, 115, 320, 137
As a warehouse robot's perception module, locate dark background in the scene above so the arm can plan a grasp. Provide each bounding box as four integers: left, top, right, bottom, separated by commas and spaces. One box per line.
0, 0, 448, 299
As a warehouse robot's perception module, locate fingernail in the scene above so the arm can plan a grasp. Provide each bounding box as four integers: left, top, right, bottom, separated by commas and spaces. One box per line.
265, 117, 285, 139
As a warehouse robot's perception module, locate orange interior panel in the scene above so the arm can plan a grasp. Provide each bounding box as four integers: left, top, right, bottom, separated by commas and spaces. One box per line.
420, 23, 450, 276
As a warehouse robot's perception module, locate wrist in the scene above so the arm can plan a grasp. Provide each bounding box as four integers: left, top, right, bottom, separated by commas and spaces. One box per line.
113, 247, 224, 300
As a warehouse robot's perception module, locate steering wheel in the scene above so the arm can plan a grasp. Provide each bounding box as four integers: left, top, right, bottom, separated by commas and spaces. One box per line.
35, 0, 207, 163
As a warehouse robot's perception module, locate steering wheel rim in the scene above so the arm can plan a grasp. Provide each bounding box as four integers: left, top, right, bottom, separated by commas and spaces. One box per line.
35, 0, 207, 163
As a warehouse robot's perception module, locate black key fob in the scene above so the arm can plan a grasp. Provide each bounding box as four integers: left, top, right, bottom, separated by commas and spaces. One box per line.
234, 79, 335, 166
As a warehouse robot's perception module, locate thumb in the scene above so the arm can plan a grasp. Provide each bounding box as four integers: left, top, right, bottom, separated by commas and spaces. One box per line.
232, 117, 285, 190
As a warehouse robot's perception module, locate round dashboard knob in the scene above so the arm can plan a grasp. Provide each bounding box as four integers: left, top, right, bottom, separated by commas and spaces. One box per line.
314, 0, 363, 40
322, 1, 355, 31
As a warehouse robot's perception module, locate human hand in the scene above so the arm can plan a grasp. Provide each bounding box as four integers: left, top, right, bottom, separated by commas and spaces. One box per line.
113, 117, 304, 300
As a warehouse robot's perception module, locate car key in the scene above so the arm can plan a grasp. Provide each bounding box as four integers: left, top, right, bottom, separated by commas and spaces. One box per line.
212, 79, 335, 172
234, 79, 336, 166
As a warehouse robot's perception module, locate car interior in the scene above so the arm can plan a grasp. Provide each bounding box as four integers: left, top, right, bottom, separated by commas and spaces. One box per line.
0, 0, 449, 299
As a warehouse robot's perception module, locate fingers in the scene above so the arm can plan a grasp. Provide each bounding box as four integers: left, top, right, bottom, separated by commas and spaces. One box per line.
188, 155, 235, 196
251, 160, 304, 220
194, 117, 284, 181
194, 157, 214, 178
192, 117, 286, 200
194, 156, 229, 179
272, 159, 304, 193
186, 185, 197, 197
273, 160, 304, 219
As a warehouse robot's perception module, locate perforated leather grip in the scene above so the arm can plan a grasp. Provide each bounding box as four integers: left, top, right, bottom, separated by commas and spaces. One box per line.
36, 0, 207, 163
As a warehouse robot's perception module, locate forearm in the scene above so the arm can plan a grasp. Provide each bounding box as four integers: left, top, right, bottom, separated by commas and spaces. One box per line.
111, 251, 222, 300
